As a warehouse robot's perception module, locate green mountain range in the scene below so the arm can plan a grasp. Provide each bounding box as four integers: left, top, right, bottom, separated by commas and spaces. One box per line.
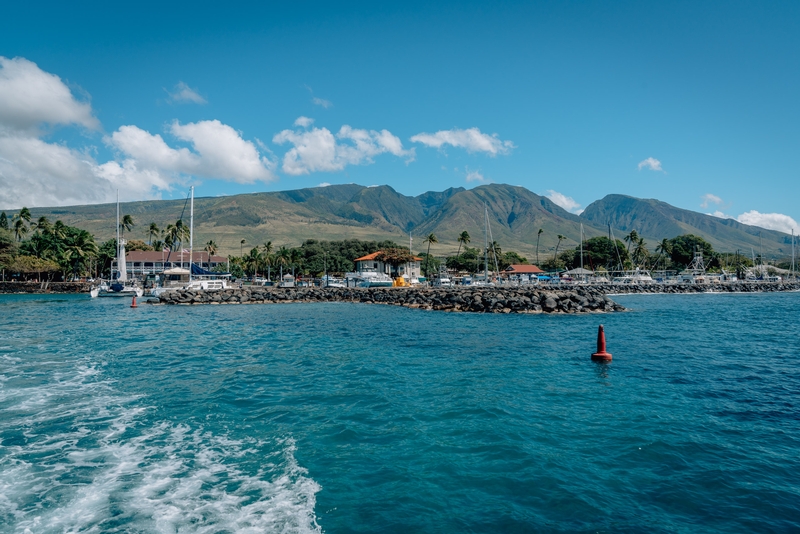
9, 184, 795, 260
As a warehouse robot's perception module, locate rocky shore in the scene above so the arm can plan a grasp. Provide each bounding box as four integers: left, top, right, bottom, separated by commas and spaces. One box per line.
596, 281, 800, 295
153, 286, 626, 314
0, 281, 91, 294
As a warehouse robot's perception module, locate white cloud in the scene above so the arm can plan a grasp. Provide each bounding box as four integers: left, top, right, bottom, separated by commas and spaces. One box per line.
169, 120, 274, 182
294, 116, 314, 128
736, 211, 798, 234
700, 193, 723, 209
637, 157, 664, 172
0, 56, 98, 132
465, 168, 486, 183
545, 190, 582, 214
273, 121, 414, 175
312, 97, 332, 108
709, 210, 731, 219
107, 120, 276, 184
0, 134, 113, 207
410, 127, 514, 156
166, 81, 207, 104
317, 182, 331, 187
0, 57, 277, 206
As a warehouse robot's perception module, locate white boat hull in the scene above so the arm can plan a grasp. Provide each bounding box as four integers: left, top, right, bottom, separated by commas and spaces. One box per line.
93, 287, 144, 298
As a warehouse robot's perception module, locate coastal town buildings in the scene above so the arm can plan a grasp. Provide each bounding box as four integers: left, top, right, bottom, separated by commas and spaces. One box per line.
354, 251, 423, 279
111, 251, 228, 278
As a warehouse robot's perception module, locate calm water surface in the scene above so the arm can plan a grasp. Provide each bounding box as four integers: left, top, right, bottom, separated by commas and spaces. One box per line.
1, 293, 798, 533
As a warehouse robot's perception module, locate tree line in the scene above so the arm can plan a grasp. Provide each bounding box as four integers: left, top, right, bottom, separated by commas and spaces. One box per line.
0, 207, 768, 282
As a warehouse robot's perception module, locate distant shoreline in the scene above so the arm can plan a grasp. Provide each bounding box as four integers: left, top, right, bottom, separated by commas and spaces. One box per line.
1, 280, 798, 297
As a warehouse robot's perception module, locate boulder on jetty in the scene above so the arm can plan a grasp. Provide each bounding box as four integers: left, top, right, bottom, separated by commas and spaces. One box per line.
600, 281, 800, 294
153, 286, 626, 314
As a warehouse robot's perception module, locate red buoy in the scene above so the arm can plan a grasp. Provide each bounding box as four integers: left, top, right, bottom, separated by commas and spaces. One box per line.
131, 295, 138, 308
591, 325, 612, 361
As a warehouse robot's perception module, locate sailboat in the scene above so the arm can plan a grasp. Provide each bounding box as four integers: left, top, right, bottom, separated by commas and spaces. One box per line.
149, 186, 231, 296
473, 203, 499, 286
90, 191, 144, 298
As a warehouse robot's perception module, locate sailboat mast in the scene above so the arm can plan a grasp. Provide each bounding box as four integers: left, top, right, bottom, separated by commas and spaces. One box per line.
116, 190, 119, 277
409, 231, 413, 280
484, 203, 489, 279
580, 223, 584, 271
792, 229, 796, 280
189, 186, 194, 282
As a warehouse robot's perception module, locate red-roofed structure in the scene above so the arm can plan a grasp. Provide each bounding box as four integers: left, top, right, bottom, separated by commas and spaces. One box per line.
354, 250, 423, 279
504, 264, 544, 274
112, 250, 228, 277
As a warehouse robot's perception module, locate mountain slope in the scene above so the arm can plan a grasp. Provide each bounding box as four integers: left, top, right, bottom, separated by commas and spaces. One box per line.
580, 195, 793, 255
415, 184, 609, 257
10, 185, 794, 259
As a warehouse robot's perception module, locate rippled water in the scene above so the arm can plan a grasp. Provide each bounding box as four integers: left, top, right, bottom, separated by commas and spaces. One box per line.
1, 293, 798, 532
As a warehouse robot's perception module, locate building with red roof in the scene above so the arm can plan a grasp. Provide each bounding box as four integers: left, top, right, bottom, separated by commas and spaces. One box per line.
354, 251, 423, 279
504, 264, 544, 274
112, 250, 228, 277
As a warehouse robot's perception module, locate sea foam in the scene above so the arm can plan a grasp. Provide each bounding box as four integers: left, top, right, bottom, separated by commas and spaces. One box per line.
0, 356, 321, 533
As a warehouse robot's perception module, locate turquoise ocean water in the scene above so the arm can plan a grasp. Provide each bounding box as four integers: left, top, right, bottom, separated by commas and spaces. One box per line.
1, 293, 798, 533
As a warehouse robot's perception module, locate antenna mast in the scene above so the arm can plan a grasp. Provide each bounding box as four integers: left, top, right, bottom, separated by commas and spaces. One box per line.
484, 203, 489, 280
189, 186, 194, 283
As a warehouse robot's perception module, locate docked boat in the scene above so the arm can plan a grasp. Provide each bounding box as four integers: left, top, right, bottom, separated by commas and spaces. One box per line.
321, 275, 346, 288
91, 281, 143, 298
346, 270, 394, 287
91, 191, 144, 298
147, 188, 231, 296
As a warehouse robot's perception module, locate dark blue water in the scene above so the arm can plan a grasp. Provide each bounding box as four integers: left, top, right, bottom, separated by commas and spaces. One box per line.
1, 293, 799, 532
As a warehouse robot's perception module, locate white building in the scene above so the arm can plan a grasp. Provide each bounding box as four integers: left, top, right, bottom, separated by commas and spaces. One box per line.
353, 251, 423, 280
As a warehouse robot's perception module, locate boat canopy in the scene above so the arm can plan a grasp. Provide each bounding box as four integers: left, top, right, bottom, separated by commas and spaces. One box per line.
191, 263, 228, 276
563, 268, 594, 276
164, 267, 191, 275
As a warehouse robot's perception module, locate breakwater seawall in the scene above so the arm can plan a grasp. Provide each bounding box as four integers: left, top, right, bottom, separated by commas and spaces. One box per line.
0, 281, 91, 294
154, 286, 626, 314
597, 281, 800, 295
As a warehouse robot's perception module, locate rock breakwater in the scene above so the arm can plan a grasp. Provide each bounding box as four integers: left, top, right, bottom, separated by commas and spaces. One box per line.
0, 281, 91, 294
596, 281, 800, 295
153, 286, 626, 314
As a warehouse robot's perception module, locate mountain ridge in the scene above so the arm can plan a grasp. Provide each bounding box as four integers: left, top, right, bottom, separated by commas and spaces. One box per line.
7, 184, 794, 259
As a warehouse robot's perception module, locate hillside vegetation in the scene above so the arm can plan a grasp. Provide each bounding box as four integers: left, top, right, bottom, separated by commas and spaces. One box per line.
5, 184, 794, 259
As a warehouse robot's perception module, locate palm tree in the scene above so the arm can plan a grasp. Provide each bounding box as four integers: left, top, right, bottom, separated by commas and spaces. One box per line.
51, 220, 67, 241
0, 212, 8, 230
536, 228, 544, 265
204, 240, 218, 266
554, 234, 564, 259
655, 238, 672, 270
18, 207, 31, 224
240, 239, 246, 257
633, 237, 648, 268
163, 224, 175, 250
487, 240, 502, 261
13, 218, 28, 242
624, 230, 639, 254
423, 233, 438, 277
456, 231, 470, 257
163, 219, 189, 251
261, 241, 274, 279
32, 216, 51, 234
62, 229, 98, 279
275, 246, 291, 278
148, 223, 160, 246
245, 247, 262, 278
119, 214, 134, 238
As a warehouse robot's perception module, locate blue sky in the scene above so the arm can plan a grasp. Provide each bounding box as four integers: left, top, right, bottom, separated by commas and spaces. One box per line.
1, 1, 799, 233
